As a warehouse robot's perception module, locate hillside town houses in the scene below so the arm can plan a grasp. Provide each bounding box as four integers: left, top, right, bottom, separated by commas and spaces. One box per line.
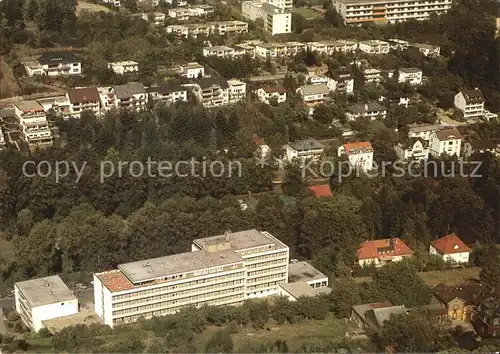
338, 141, 374, 171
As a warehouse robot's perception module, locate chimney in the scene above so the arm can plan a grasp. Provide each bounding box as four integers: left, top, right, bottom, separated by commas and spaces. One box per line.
225, 230, 231, 242
364, 104, 368, 111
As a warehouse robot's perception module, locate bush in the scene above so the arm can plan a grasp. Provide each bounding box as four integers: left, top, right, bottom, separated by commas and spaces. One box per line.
38, 328, 52, 338
13, 322, 24, 333
7, 311, 20, 322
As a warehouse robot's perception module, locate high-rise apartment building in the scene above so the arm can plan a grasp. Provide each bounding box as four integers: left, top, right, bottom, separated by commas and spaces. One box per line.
93, 230, 289, 327
333, 0, 452, 25
242, 2, 292, 35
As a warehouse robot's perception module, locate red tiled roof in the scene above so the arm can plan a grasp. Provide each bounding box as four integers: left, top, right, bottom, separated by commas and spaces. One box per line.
68, 87, 99, 104
431, 233, 471, 255
96, 270, 134, 292
357, 238, 413, 260
253, 134, 266, 147
343, 141, 373, 153
369, 301, 394, 309
309, 184, 332, 197
262, 86, 286, 94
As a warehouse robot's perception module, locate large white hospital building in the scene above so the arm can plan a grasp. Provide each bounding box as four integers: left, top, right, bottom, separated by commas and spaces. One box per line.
93, 229, 289, 327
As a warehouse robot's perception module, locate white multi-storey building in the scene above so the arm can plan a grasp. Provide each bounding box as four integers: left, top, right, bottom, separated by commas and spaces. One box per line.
333, 0, 452, 25
147, 83, 188, 105
358, 40, 390, 54
338, 141, 374, 171
15, 275, 78, 332
98, 87, 119, 114
410, 43, 441, 57
203, 46, 236, 58
345, 101, 387, 121
285, 138, 325, 162
228, 79, 247, 103
94, 230, 289, 327
330, 72, 355, 94
67, 87, 101, 118
37, 95, 72, 119
454, 89, 485, 119
408, 124, 445, 141
114, 82, 148, 112
254, 42, 306, 58
13, 101, 53, 146
242, 2, 292, 35
307, 40, 358, 54
108, 61, 139, 75
193, 77, 230, 108
428, 128, 463, 157
181, 62, 205, 79
398, 67, 423, 85
24, 52, 82, 77
208, 21, 249, 35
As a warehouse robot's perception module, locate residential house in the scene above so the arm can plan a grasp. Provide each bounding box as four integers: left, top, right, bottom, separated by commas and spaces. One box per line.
101, 0, 121, 7
387, 39, 409, 50
233, 43, 256, 58
24, 52, 82, 77
429, 233, 471, 265
356, 238, 413, 267
411, 43, 441, 57
351, 302, 407, 332
473, 297, 500, 338
208, 21, 249, 35
463, 140, 497, 159
184, 23, 211, 38
202, 46, 236, 58
166, 25, 189, 39
242, 2, 292, 35
307, 40, 357, 54
108, 61, 139, 75
147, 83, 188, 105
454, 89, 485, 119
358, 40, 390, 54
67, 87, 101, 118
363, 68, 384, 83
193, 77, 230, 108
114, 82, 148, 112
408, 123, 445, 141
338, 141, 374, 171
181, 62, 205, 79
227, 79, 247, 103
483, 109, 498, 122
284, 138, 324, 162
98, 87, 118, 114
297, 84, 330, 107
168, 7, 192, 20
345, 101, 387, 121
398, 67, 423, 85
306, 74, 336, 91
308, 185, 333, 198
429, 128, 463, 157
394, 138, 429, 162
13, 101, 53, 146
432, 283, 484, 321
138, 12, 165, 25
330, 72, 354, 94
256, 86, 287, 104
253, 135, 271, 158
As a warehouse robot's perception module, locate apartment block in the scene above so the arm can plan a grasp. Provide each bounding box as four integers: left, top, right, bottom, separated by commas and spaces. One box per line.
398, 67, 423, 85
114, 82, 148, 112
13, 101, 53, 146
181, 62, 205, 79
203, 46, 236, 58
193, 77, 230, 108
98, 87, 119, 114
331, 72, 355, 94
346, 101, 387, 121
242, 2, 292, 35
257, 0, 292, 9
255, 42, 306, 58
24, 52, 82, 77
166, 25, 189, 39
256, 86, 287, 104
67, 87, 101, 118
333, 0, 452, 25
429, 128, 463, 157
37, 95, 72, 119
285, 138, 325, 162
208, 21, 249, 35
15, 275, 78, 332
93, 230, 289, 327
454, 89, 485, 119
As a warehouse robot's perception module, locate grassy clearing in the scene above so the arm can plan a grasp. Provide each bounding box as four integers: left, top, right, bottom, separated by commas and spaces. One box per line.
353, 267, 481, 286
194, 315, 363, 351
292, 7, 321, 20
77, 0, 112, 15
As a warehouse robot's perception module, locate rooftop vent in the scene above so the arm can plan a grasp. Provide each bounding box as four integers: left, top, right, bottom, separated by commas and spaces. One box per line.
49, 291, 53, 295
146, 262, 151, 267
45, 283, 50, 287
209, 258, 213, 262
148, 269, 154, 273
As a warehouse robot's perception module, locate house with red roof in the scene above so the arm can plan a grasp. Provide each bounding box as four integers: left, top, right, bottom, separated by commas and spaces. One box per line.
338, 141, 374, 172
357, 238, 413, 267
429, 233, 471, 264
308, 184, 332, 198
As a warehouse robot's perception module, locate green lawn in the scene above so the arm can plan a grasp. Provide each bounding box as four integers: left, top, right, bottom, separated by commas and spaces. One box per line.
292, 7, 321, 20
